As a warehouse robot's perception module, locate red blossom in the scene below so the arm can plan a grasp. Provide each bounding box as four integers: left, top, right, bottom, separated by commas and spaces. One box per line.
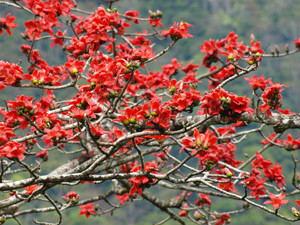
294, 38, 300, 49
62, 191, 79, 204
128, 161, 160, 196
200, 88, 254, 119
0, 14, 17, 36
264, 193, 288, 210
195, 193, 211, 207
50, 30, 67, 47
258, 80, 288, 116
280, 134, 300, 151
181, 128, 218, 154
245, 75, 270, 90
24, 184, 40, 195
79, 203, 96, 218
125, 10, 139, 24
161, 21, 193, 40
36, 149, 48, 161
0, 141, 26, 160
215, 214, 231, 225
116, 193, 129, 204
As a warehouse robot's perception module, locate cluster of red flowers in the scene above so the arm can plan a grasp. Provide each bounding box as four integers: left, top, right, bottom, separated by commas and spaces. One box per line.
241, 152, 285, 200
200, 32, 263, 68
200, 88, 254, 120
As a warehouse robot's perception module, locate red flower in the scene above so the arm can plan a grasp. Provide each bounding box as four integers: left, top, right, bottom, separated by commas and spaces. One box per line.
115, 193, 129, 204
125, 10, 139, 24
280, 134, 300, 151
263, 162, 286, 188
62, 191, 79, 204
24, 184, 40, 195
161, 21, 193, 40
50, 30, 67, 47
258, 80, 288, 116
294, 38, 300, 49
296, 200, 300, 207
215, 214, 231, 225
162, 58, 184, 76
200, 88, 253, 119
128, 161, 159, 196
178, 210, 187, 217
241, 173, 266, 200
79, 203, 96, 218
245, 75, 270, 90
0, 14, 17, 36
0, 60, 24, 86
195, 193, 211, 207
181, 128, 218, 153
36, 149, 48, 161
64, 56, 84, 75
148, 10, 164, 28
264, 193, 288, 210
0, 141, 26, 160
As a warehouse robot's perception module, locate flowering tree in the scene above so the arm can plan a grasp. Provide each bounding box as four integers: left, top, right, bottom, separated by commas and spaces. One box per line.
0, 0, 300, 224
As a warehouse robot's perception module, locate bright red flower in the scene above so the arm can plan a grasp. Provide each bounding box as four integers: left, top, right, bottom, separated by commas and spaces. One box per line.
258, 80, 288, 116
36, 149, 48, 161
161, 21, 193, 40
264, 193, 288, 210
0, 14, 17, 36
62, 191, 79, 204
128, 161, 159, 196
200, 88, 254, 119
79, 203, 96, 218
296, 200, 300, 207
0, 60, 24, 86
294, 38, 300, 49
245, 75, 270, 90
195, 193, 211, 207
0, 141, 26, 160
162, 58, 184, 76
24, 184, 40, 195
215, 214, 231, 225
115, 193, 129, 204
50, 30, 67, 47
181, 128, 218, 153
125, 10, 139, 24
241, 172, 266, 200
0, 123, 16, 146
280, 134, 300, 151
263, 162, 286, 188
148, 10, 164, 28
64, 56, 85, 75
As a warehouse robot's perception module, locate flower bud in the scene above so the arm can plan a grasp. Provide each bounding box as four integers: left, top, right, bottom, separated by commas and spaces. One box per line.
292, 207, 300, 217
225, 168, 232, 178
275, 45, 280, 55
169, 87, 176, 93
285, 44, 289, 54
194, 211, 204, 221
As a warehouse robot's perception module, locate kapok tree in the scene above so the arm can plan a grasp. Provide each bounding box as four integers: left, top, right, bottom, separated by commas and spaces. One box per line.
0, 0, 300, 224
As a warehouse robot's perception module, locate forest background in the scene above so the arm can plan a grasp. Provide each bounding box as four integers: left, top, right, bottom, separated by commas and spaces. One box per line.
0, 0, 300, 224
